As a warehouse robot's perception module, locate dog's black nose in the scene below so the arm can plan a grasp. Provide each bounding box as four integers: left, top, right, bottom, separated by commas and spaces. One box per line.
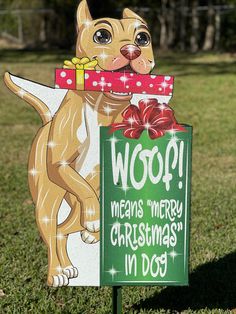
120, 45, 141, 60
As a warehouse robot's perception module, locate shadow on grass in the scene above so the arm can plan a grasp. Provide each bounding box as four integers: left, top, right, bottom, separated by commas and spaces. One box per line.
133, 251, 236, 312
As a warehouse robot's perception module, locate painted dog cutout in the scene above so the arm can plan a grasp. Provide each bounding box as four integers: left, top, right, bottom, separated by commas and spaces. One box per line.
4, 0, 156, 286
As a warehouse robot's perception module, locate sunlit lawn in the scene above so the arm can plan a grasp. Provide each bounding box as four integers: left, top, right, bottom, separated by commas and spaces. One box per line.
0, 50, 235, 313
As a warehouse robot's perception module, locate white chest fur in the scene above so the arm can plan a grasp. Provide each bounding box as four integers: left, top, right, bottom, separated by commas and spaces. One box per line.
75, 103, 100, 178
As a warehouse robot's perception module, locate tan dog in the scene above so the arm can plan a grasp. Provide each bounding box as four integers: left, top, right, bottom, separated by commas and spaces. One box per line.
4, 0, 154, 287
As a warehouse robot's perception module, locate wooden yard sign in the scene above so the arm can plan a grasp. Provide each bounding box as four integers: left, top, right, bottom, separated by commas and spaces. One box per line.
4, 2, 192, 309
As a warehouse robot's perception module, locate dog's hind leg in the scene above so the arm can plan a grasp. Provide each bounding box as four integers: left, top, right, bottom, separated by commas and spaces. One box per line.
29, 125, 69, 287
56, 192, 99, 279
34, 183, 68, 287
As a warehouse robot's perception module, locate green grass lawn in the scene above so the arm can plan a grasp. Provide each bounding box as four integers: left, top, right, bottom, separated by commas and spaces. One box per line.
0, 50, 235, 313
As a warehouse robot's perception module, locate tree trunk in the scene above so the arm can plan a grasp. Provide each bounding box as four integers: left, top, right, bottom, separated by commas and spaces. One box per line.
158, 0, 168, 51
180, 0, 187, 51
203, 0, 215, 51
17, 14, 24, 44
214, 10, 221, 50
190, 0, 199, 53
39, 15, 47, 43
149, 9, 159, 48
167, 1, 176, 48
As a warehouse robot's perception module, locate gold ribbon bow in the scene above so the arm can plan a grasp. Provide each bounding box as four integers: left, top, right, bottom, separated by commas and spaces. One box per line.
63, 57, 98, 70
63, 57, 98, 90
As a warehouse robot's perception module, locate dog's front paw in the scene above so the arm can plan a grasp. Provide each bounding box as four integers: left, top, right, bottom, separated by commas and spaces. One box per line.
81, 197, 100, 232
84, 220, 99, 232
63, 266, 79, 279
81, 230, 99, 244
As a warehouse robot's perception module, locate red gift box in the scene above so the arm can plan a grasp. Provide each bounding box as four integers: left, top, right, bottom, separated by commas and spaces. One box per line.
55, 69, 174, 96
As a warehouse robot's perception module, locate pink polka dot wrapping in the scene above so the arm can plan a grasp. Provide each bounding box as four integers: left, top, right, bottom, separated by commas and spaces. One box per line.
55, 69, 174, 96
55, 69, 76, 90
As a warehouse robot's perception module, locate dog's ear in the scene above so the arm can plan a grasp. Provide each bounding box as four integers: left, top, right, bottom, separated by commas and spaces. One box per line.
123, 8, 145, 23
77, 0, 93, 30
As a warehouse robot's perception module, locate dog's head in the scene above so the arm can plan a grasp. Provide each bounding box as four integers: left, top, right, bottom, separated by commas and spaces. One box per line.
76, 0, 154, 101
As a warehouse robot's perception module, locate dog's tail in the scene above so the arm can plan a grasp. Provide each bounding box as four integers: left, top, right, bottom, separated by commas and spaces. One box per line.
4, 72, 51, 125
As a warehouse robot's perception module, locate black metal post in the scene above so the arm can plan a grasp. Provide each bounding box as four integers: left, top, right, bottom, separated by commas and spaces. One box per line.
112, 286, 122, 314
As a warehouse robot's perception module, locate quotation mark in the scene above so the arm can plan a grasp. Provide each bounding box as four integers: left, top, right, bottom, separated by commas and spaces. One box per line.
177, 222, 183, 231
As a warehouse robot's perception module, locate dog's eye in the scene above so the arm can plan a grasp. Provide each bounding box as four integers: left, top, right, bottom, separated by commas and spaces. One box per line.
135, 32, 151, 47
93, 29, 112, 44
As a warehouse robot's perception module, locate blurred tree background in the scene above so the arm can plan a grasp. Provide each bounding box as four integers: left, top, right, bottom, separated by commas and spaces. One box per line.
0, 0, 235, 52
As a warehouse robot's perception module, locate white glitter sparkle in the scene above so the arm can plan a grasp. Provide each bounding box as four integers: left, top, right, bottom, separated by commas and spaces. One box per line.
99, 81, 107, 88
127, 45, 137, 54
85, 207, 96, 218
56, 233, 64, 241
144, 122, 151, 130
112, 220, 121, 228
99, 51, 109, 61
29, 168, 39, 177
128, 117, 135, 125
133, 19, 142, 28
168, 249, 181, 262
168, 129, 177, 136
158, 104, 167, 110
42, 216, 50, 225
103, 105, 115, 116
59, 160, 69, 168
83, 19, 92, 27
17, 89, 26, 98
107, 135, 120, 145
47, 141, 57, 148
120, 75, 129, 83
171, 135, 179, 142
44, 111, 52, 119
56, 265, 63, 273
161, 81, 168, 88
118, 184, 132, 196
142, 98, 151, 105
89, 168, 100, 180
106, 266, 120, 280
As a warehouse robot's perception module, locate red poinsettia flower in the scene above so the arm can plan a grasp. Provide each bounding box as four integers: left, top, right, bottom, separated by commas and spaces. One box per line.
110, 99, 186, 139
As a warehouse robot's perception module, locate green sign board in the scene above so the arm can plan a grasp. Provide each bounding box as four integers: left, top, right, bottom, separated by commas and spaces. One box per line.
100, 126, 192, 286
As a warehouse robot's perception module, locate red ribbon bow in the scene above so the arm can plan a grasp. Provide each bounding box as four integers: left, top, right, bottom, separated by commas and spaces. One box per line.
110, 99, 186, 139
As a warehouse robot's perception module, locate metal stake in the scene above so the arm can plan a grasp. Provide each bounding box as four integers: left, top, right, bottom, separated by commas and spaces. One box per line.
112, 286, 122, 314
